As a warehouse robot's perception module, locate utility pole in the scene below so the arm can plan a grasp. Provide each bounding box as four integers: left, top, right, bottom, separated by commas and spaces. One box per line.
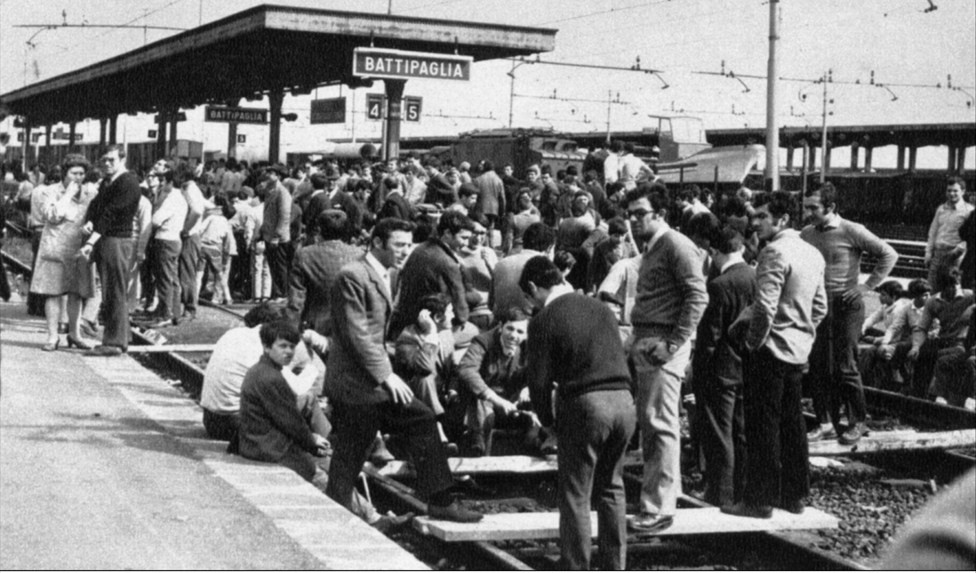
820, 70, 832, 184
765, 0, 780, 191
606, 90, 613, 144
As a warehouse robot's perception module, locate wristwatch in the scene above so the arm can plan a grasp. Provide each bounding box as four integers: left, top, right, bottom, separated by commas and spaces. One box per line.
667, 342, 679, 355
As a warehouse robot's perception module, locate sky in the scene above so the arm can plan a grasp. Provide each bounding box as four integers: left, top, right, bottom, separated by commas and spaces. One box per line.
1, 0, 974, 167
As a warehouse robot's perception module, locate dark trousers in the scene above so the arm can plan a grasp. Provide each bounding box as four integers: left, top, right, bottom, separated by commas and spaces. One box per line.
913, 338, 960, 398
140, 238, 157, 309
203, 408, 240, 442
96, 237, 134, 349
692, 376, 745, 507
152, 238, 182, 319
266, 241, 292, 299
556, 390, 636, 571
326, 397, 453, 510
230, 229, 250, 298
743, 347, 809, 508
807, 292, 867, 428
933, 346, 976, 406
178, 234, 200, 315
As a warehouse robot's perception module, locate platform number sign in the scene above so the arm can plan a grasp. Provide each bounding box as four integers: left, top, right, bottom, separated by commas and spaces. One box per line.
237, 134, 246, 144
404, 97, 422, 122
366, 94, 385, 121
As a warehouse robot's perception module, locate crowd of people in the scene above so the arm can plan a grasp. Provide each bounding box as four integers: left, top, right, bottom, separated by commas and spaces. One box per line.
1, 143, 973, 570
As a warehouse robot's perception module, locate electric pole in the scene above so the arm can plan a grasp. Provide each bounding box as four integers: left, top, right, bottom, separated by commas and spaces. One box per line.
765, 0, 780, 191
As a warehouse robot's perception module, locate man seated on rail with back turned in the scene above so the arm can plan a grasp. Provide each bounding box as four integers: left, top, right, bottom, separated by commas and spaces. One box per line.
238, 319, 411, 531
200, 302, 327, 445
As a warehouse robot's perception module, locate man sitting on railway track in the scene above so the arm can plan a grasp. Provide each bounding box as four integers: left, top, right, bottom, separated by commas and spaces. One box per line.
239, 319, 408, 531
909, 269, 975, 401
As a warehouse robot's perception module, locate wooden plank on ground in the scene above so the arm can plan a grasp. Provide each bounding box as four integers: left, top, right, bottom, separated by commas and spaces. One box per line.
808, 429, 975, 456
414, 507, 838, 542
127, 344, 216, 353
376, 450, 644, 478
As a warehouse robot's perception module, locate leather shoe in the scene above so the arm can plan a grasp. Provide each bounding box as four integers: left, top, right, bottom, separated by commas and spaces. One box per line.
371, 511, 415, 533
368, 435, 396, 467
86, 345, 123, 357
627, 512, 674, 533
838, 422, 868, 446
79, 320, 101, 339
427, 500, 483, 523
721, 501, 773, 519
806, 425, 837, 442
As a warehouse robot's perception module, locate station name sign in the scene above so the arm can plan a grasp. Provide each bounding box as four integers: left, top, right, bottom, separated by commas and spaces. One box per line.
352, 48, 472, 81
205, 106, 268, 124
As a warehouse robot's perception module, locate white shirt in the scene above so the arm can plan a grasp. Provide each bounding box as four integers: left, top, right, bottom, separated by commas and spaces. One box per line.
200, 326, 319, 413
543, 282, 575, 307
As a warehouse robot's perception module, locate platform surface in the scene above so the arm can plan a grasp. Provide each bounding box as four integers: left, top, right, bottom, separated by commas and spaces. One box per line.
414, 506, 839, 542
0, 299, 426, 570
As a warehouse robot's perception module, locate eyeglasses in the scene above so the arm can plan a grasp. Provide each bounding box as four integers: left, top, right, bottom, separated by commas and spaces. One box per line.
473, 231, 487, 236
627, 209, 653, 219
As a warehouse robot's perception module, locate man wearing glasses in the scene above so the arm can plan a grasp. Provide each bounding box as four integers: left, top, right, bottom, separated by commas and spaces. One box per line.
80, 145, 143, 356
624, 185, 708, 534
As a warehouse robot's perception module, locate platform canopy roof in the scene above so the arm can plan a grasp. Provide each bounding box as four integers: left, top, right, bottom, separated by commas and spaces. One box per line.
707, 123, 976, 149
0, 4, 557, 125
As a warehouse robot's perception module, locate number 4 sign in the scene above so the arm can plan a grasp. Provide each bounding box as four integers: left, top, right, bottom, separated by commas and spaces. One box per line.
365, 94, 385, 121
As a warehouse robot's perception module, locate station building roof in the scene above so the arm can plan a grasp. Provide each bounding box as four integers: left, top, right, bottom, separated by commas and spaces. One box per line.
707, 123, 976, 149
0, 4, 557, 125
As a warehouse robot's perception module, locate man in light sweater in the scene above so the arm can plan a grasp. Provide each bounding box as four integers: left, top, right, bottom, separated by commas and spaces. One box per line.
925, 176, 973, 293
625, 185, 708, 534
723, 191, 827, 519
801, 183, 898, 445
177, 164, 206, 322
139, 169, 187, 328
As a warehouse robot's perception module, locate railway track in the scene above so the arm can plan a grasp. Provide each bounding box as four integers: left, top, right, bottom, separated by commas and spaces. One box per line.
4, 247, 973, 569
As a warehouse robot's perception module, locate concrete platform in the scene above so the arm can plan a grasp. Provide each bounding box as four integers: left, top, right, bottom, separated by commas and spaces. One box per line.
0, 300, 426, 570
414, 507, 839, 543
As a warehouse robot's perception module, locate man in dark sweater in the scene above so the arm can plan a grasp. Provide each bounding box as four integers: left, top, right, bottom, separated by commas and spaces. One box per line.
691, 226, 755, 507
80, 145, 143, 355
521, 256, 636, 571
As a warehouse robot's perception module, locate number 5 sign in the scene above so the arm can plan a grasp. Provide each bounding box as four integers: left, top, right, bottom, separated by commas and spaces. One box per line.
404, 97, 423, 122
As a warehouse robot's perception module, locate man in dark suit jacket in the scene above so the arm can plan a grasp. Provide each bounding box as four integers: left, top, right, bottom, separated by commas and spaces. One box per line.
80, 145, 143, 355
691, 226, 756, 508
259, 165, 293, 300
389, 211, 475, 338
520, 256, 636, 570
474, 161, 506, 247
324, 218, 482, 523
286, 210, 363, 336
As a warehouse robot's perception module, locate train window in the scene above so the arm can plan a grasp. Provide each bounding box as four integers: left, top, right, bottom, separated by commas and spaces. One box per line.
541, 141, 557, 151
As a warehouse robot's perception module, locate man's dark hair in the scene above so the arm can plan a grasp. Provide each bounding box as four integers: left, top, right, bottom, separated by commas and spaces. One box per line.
685, 212, 722, 244
554, 250, 576, 272
519, 255, 563, 294
173, 162, 196, 186
310, 172, 331, 190
418, 293, 451, 318
482, 160, 495, 173
947, 175, 966, 191
765, 191, 794, 220
458, 182, 479, 198
243, 302, 285, 328
907, 278, 932, 298
371, 217, 416, 246
607, 216, 628, 236
437, 210, 475, 236
318, 210, 349, 241
805, 182, 838, 210
522, 222, 556, 252
678, 185, 701, 202
62, 154, 91, 172
609, 140, 624, 153
624, 186, 669, 216
936, 267, 961, 293
426, 157, 442, 170
496, 307, 530, 324
623, 142, 636, 154
100, 143, 126, 159
712, 226, 745, 255
259, 320, 301, 347
876, 280, 905, 300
